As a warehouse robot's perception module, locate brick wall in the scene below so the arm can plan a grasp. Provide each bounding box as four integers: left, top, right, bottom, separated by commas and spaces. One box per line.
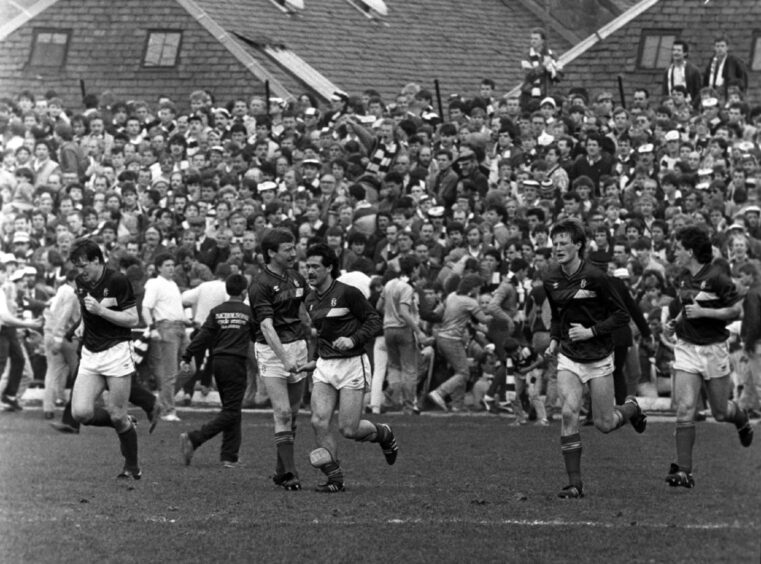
0, 0, 267, 111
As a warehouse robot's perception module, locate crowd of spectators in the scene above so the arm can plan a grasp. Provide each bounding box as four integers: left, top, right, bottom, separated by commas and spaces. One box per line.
1, 31, 761, 420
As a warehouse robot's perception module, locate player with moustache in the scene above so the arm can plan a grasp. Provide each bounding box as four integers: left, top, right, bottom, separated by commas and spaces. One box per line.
297, 243, 398, 493
544, 219, 647, 499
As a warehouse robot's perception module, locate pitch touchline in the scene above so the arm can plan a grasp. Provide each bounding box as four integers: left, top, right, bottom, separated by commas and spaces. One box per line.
375, 518, 753, 530
0, 515, 753, 530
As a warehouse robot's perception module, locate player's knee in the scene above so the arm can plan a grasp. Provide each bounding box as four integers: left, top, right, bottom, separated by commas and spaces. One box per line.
712, 408, 728, 422
338, 422, 359, 439
675, 399, 696, 419
561, 402, 579, 420
310, 411, 330, 431
272, 406, 293, 426
594, 415, 616, 433
71, 407, 92, 424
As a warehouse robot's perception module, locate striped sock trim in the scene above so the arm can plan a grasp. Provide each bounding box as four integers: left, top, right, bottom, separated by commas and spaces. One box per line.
274, 431, 294, 446
727, 401, 748, 428
612, 409, 624, 429
322, 461, 344, 482
560, 433, 582, 452
676, 420, 695, 430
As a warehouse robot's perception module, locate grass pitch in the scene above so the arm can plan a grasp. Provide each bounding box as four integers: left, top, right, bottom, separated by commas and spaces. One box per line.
1, 410, 759, 563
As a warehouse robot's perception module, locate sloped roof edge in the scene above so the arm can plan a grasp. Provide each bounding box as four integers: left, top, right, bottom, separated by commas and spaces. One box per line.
174, 0, 294, 99
506, 0, 661, 97
0, 0, 62, 42
262, 45, 340, 100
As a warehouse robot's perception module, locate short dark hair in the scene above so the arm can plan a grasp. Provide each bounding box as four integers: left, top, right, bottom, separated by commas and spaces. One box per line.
483, 248, 501, 264
154, 252, 175, 269
511, 258, 530, 273
550, 218, 587, 256
261, 228, 295, 264
398, 255, 420, 277
676, 226, 712, 264
175, 246, 195, 262
486, 203, 507, 221
457, 274, 483, 295
739, 262, 759, 280
349, 256, 374, 276
225, 274, 248, 296
70, 238, 104, 264
347, 231, 367, 246
306, 242, 340, 279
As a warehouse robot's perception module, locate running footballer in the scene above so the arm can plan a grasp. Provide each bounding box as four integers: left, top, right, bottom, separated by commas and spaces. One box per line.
298, 243, 398, 493
544, 219, 647, 499
69, 239, 141, 479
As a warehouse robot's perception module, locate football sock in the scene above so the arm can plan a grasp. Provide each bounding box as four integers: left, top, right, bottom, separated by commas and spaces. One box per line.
117, 421, 139, 469
275, 419, 298, 476
560, 433, 582, 487
675, 421, 695, 472
275, 431, 296, 475
87, 406, 115, 428
321, 460, 344, 484
616, 401, 638, 424
726, 401, 748, 428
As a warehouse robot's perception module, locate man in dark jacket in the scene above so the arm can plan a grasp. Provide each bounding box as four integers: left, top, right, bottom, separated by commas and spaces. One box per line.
662, 40, 702, 108
179, 274, 255, 467
703, 35, 748, 97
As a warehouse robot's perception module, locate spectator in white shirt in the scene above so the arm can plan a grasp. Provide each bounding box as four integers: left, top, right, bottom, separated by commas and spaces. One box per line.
142, 253, 187, 421
179, 263, 231, 401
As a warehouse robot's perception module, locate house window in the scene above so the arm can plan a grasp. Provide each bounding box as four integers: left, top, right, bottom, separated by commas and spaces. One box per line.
142, 31, 182, 68
28, 29, 71, 68
345, 0, 388, 19
638, 31, 679, 69
269, 0, 304, 12
751, 33, 761, 72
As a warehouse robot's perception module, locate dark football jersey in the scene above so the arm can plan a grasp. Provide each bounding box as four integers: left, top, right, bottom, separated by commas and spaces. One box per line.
669, 263, 739, 345
75, 267, 136, 352
248, 266, 307, 344
543, 260, 629, 362
305, 280, 382, 360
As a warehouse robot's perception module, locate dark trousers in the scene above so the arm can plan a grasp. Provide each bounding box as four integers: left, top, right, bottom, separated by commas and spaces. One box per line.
188, 355, 246, 463
62, 371, 156, 429
613, 345, 629, 405
0, 327, 25, 397
182, 331, 213, 395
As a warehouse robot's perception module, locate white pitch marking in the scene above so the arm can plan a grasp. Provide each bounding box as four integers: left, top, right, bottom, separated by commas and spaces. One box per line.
377, 518, 753, 530
0, 515, 753, 531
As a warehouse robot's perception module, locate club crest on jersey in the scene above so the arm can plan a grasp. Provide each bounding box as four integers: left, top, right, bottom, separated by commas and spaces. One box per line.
700, 281, 707, 289
331, 298, 337, 306
580, 279, 587, 289
552, 282, 559, 288
273, 285, 280, 292
103, 288, 109, 297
